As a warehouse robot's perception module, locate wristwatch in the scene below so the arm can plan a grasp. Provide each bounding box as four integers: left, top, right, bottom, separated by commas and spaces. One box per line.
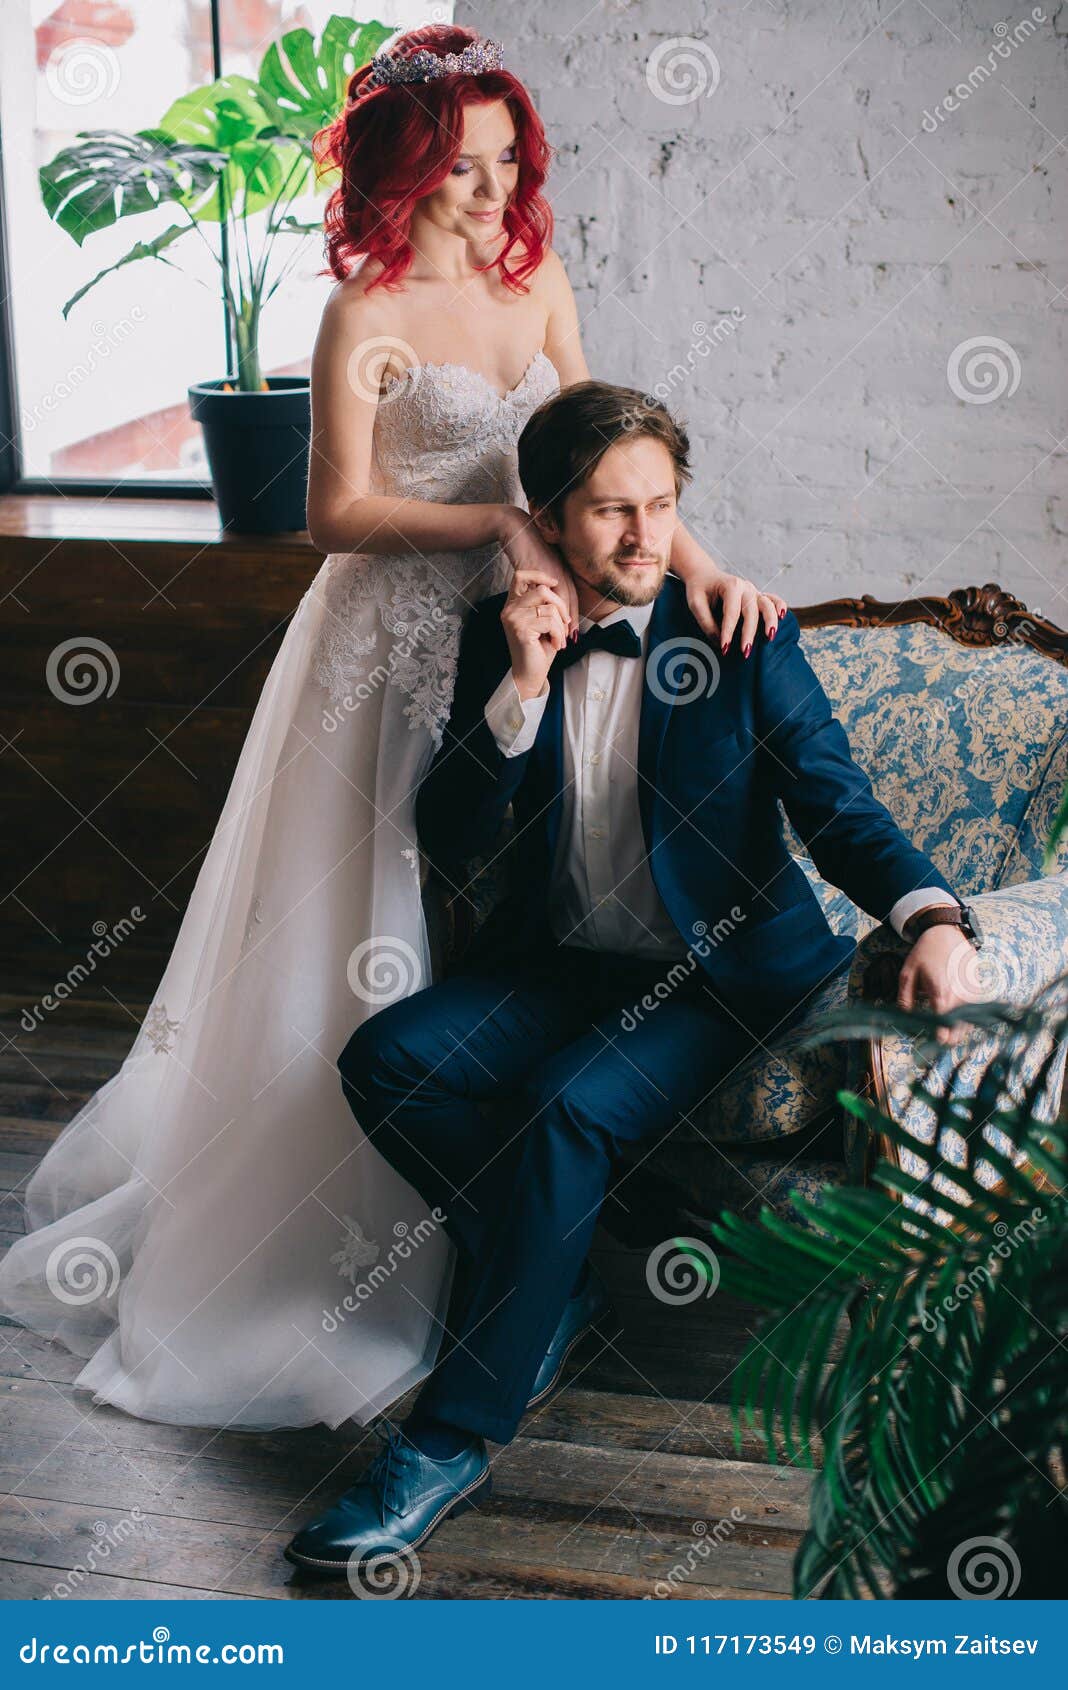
902, 895, 983, 950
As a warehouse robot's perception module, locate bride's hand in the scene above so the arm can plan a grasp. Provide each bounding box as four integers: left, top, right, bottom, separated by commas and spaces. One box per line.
498, 507, 579, 638
681, 560, 788, 656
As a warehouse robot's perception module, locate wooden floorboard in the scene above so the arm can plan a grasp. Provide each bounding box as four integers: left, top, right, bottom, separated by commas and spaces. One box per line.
0, 997, 823, 1600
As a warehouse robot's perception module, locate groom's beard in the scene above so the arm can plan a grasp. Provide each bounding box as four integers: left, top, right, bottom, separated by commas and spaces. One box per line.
564, 545, 671, 608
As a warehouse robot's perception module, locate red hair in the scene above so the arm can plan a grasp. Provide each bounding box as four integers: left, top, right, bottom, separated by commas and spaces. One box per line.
312, 24, 554, 294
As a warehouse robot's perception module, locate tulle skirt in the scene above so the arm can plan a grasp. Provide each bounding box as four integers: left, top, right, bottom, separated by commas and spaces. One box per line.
0, 555, 485, 1430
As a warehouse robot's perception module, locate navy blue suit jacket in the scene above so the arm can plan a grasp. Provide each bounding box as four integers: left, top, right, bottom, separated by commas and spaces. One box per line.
416, 574, 958, 1031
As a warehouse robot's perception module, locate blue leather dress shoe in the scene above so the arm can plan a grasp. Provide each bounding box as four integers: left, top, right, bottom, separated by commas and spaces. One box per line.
525, 1263, 616, 1411
283, 1420, 490, 1575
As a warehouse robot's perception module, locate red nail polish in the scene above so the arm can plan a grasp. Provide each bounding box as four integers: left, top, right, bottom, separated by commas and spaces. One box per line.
768, 625, 776, 639
743, 643, 752, 659
721, 642, 729, 657
778, 605, 786, 618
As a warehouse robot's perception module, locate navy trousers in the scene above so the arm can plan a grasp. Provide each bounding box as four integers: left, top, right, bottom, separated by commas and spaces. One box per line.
337, 938, 771, 1445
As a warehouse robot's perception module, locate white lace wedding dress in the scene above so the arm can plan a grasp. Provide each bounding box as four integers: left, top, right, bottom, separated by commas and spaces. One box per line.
0, 348, 561, 1430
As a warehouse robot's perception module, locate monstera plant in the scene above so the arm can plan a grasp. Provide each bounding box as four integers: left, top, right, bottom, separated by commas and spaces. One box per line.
40, 14, 394, 531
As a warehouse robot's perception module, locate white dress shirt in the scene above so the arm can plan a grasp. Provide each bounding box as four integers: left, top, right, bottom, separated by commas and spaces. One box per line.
482, 600, 951, 958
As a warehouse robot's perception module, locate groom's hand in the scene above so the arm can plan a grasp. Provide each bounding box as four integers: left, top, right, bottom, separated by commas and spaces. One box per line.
897, 926, 977, 1046
501, 568, 571, 700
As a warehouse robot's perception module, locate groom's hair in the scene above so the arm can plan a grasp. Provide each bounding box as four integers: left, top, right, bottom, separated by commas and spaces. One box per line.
517, 382, 693, 526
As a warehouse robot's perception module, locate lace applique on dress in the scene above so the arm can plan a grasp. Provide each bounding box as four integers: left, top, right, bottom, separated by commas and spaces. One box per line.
241, 894, 263, 955
144, 1003, 180, 1055
310, 352, 560, 745
330, 1215, 381, 1283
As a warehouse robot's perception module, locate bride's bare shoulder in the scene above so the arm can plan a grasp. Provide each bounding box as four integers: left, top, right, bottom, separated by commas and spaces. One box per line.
316, 261, 412, 379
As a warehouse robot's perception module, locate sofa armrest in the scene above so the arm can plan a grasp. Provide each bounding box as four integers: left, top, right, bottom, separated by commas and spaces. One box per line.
842, 870, 1068, 1210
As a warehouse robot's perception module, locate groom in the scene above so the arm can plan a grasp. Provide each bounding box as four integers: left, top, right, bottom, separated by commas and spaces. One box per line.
285, 381, 978, 1574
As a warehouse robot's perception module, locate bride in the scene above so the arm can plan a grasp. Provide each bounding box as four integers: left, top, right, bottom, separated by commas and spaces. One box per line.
0, 24, 787, 1431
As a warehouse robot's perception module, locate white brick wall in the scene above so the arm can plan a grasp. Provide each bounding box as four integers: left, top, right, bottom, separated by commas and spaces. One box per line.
461, 1, 1067, 616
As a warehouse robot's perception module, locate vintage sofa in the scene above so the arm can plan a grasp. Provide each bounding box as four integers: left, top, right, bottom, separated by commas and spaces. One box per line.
421, 584, 1068, 1243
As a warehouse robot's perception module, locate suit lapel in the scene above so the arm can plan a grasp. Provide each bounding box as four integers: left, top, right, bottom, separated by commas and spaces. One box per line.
542, 659, 567, 869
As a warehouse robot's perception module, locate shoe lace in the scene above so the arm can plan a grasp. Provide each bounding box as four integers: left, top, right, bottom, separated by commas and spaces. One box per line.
366, 1420, 420, 1524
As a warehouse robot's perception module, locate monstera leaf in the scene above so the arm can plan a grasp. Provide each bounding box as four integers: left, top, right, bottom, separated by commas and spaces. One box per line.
158, 76, 311, 220
258, 15, 395, 140
40, 128, 226, 243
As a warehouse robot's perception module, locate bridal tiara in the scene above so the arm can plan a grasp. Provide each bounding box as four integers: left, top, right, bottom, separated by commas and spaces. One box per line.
365, 38, 505, 89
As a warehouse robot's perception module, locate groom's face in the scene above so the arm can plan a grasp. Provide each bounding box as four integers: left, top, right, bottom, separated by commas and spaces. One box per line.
532, 435, 678, 614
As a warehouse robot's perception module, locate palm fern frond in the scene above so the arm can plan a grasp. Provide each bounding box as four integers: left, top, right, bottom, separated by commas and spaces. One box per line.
708, 969, 1068, 1599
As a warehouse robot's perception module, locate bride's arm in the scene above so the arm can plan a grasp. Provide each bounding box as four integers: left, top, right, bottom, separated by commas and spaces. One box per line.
306, 286, 522, 559
541, 251, 788, 652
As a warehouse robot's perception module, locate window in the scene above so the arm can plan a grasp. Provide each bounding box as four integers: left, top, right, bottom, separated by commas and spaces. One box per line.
0, 1, 440, 493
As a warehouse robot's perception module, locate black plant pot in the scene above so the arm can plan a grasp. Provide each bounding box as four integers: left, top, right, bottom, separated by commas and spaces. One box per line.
188, 376, 310, 535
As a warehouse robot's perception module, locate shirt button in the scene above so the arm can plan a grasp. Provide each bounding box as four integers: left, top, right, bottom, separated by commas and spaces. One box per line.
590, 827, 605, 839
588, 752, 601, 765
591, 688, 605, 701
509, 717, 521, 730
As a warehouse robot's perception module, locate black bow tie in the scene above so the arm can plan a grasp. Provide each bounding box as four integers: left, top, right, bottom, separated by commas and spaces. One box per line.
558, 618, 643, 669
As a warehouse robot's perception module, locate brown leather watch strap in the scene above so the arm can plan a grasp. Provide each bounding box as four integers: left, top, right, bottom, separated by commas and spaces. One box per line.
902, 904, 965, 943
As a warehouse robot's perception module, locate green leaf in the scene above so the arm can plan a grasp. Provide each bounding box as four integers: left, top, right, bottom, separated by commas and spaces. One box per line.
257, 16, 396, 139
40, 129, 225, 244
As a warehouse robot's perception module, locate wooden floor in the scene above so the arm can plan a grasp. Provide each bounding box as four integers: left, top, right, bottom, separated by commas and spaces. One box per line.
0, 971, 823, 1601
